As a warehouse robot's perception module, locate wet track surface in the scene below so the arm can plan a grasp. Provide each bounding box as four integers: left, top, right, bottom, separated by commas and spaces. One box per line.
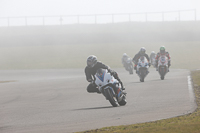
0, 68, 196, 133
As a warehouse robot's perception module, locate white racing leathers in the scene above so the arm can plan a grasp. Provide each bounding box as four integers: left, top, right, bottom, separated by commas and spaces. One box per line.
94, 69, 127, 107
150, 56, 156, 68
123, 58, 133, 74
136, 56, 149, 82
158, 55, 169, 80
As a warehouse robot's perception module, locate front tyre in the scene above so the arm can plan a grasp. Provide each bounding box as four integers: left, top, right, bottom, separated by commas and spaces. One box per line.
140, 78, 144, 82
140, 69, 146, 82
160, 67, 166, 80
105, 88, 119, 107
129, 69, 133, 74
118, 95, 127, 106
161, 76, 164, 80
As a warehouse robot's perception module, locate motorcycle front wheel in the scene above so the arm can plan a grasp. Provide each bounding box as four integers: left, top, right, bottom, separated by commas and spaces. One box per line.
105, 88, 119, 107
140, 69, 146, 82
159, 67, 166, 80
118, 95, 127, 106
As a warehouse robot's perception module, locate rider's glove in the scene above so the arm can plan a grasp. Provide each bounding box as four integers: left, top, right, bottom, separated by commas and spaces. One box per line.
108, 69, 114, 75
87, 79, 93, 82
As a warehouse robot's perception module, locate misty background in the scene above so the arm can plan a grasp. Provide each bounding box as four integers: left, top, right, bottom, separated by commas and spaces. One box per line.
0, 0, 200, 70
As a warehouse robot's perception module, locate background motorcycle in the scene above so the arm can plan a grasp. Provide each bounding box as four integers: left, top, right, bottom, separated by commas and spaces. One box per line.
94, 68, 127, 107
158, 55, 169, 80
136, 56, 149, 82
123, 58, 133, 74
150, 56, 156, 68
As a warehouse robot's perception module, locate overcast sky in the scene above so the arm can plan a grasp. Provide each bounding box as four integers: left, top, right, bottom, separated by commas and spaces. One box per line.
0, 0, 199, 16
0, 0, 199, 25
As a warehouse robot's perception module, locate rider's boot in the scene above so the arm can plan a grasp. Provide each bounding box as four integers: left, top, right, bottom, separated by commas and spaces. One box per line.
168, 62, 171, 72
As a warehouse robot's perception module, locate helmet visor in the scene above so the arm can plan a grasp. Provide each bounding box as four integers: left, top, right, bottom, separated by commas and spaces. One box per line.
140, 51, 145, 55
160, 50, 165, 54
87, 61, 94, 68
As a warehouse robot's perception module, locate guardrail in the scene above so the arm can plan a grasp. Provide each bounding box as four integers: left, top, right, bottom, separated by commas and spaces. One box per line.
0, 9, 196, 26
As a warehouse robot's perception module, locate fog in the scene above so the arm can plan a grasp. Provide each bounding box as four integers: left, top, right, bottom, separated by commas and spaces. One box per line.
0, 0, 200, 26
0, 0, 200, 69
0, 0, 199, 17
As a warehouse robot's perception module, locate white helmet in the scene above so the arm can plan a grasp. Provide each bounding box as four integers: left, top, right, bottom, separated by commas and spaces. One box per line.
123, 53, 128, 57
151, 51, 155, 54
139, 47, 146, 56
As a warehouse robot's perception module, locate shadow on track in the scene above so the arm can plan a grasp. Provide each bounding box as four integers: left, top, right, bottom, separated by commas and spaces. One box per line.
126, 79, 168, 84
72, 106, 113, 111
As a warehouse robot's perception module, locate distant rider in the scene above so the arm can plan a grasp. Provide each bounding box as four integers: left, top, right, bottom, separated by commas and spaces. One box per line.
121, 53, 129, 68
85, 55, 125, 93
132, 47, 150, 72
149, 51, 156, 65
155, 46, 171, 71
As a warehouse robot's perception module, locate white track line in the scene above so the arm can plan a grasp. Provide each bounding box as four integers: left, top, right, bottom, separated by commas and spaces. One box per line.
187, 76, 194, 100
187, 76, 196, 112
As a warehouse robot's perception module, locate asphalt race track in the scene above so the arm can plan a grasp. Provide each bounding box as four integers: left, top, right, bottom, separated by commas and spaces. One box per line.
0, 68, 196, 133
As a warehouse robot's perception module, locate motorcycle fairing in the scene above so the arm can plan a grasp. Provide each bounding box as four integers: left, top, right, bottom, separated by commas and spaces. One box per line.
96, 69, 105, 82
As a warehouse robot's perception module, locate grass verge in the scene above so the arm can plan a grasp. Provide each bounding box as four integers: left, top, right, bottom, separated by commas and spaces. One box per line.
0, 81, 16, 83
76, 70, 200, 133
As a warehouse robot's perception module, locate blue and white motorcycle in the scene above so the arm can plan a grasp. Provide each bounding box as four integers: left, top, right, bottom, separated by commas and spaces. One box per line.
94, 68, 127, 107
136, 56, 149, 82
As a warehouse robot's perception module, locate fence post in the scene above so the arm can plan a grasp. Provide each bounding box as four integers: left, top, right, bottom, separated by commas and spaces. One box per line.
162, 12, 164, 22
25, 17, 27, 26
77, 15, 79, 24
7, 17, 10, 27
178, 11, 180, 21
145, 13, 148, 22
129, 14, 131, 22
95, 14, 97, 24
112, 14, 114, 23
43, 16, 45, 25
60, 16, 63, 25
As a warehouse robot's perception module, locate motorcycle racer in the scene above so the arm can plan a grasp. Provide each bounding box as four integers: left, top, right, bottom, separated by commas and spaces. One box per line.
121, 53, 129, 67
85, 55, 125, 93
155, 46, 171, 71
150, 51, 156, 63
132, 47, 150, 72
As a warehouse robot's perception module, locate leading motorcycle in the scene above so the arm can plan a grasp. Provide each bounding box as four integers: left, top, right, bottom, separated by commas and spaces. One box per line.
94, 68, 127, 107
136, 56, 149, 82
158, 55, 169, 80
